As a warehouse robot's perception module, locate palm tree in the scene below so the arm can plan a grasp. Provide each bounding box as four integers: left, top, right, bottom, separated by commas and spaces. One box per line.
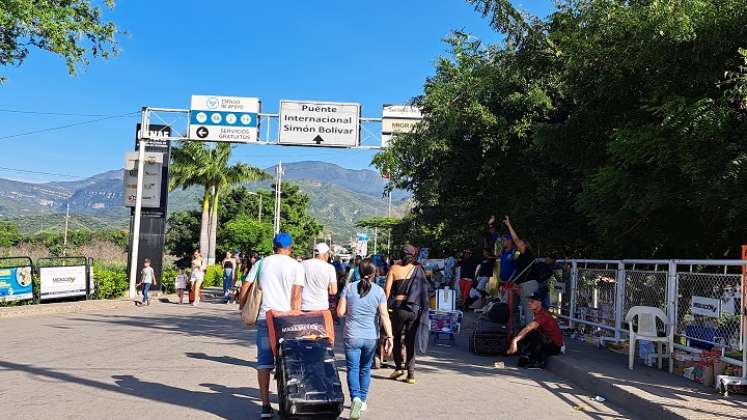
170, 142, 268, 264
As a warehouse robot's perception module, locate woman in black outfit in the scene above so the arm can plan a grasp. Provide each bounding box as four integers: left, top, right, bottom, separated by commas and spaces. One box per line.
384, 244, 430, 384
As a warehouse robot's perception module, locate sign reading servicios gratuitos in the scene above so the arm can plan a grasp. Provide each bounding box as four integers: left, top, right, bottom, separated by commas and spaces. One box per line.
279, 100, 360, 147
189, 95, 260, 142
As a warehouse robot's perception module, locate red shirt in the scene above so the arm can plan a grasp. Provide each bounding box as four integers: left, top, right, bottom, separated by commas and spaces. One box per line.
533, 309, 563, 347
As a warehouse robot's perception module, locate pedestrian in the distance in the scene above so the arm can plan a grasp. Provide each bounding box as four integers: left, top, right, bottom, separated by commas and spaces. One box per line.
191, 250, 204, 306
384, 244, 430, 384
175, 267, 188, 304
136, 258, 156, 306
337, 258, 393, 419
222, 251, 236, 303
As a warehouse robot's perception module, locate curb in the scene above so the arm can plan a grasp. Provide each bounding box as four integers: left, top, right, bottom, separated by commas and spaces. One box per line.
0, 293, 178, 320
547, 355, 685, 420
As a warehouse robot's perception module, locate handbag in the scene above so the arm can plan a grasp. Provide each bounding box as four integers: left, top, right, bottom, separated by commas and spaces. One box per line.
240, 259, 264, 326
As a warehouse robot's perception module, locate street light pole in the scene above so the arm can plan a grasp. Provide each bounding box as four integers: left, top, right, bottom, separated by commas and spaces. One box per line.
129, 108, 148, 299
274, 162, 283, 234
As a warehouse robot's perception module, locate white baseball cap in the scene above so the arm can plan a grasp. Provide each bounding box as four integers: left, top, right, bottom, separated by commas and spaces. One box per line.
314, 243, 330, 255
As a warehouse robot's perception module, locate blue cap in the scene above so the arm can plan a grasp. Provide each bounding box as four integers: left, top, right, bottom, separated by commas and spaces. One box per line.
273, 232, 293, 249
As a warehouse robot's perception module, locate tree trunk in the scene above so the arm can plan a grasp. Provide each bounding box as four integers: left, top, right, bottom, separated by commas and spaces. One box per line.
208, 186, 219, 265
199, 186, 210, 259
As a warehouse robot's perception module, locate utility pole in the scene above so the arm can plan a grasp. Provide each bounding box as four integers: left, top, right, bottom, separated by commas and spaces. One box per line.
129, 109, 148, 299
274, 162, 283, 234
258, 194, 262, 223
63, 202, 70, 257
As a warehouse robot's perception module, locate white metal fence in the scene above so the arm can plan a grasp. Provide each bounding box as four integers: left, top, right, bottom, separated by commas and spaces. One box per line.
549, 258, 746, 377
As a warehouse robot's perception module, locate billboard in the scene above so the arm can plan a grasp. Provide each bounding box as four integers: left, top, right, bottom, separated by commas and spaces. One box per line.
39, 265, 88, 300
0, 265, 33, 303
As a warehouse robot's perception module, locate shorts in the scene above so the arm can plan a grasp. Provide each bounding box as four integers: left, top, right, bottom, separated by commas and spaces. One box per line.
256, 319, 274, 369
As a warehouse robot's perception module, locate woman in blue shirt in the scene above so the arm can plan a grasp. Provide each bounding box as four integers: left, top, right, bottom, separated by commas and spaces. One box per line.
337, 259, 394, 420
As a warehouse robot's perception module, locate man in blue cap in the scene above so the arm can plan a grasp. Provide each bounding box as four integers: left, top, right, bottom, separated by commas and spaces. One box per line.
243, 232, 305, 418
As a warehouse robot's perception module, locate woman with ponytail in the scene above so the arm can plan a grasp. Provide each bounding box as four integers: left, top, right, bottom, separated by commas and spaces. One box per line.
337, 258, 393, 419
384, 244, 430, 384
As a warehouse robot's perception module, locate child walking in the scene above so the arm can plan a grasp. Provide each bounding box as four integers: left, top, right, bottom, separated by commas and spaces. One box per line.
175, 267, 188, 304
136, 258, 157, 306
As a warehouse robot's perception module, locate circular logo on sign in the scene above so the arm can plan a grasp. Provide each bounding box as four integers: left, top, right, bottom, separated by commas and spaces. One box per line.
17, 267, 32, 287
226, 113, 237, 124
196, 112, 208, 123
206, 97, 220, 109
240, 114, 252, 125
211, 113, 222, 124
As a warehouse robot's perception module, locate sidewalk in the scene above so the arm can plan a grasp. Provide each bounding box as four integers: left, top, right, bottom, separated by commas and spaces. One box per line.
546, 339, 747, 420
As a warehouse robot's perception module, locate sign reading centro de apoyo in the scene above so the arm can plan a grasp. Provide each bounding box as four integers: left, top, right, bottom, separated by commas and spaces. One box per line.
381, 105, 423, 147
189, 95, 260, 143
279, 100, 360, 147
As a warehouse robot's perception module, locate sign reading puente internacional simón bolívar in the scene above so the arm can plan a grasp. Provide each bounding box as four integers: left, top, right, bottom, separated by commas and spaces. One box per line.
278, 99, 360, 147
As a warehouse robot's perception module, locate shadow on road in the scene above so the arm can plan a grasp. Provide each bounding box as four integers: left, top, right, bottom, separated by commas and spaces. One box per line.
186, 352, 256, 368
0, 359, 263, 419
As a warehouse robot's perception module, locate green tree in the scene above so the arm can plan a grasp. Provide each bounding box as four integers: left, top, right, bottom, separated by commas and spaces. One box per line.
222, 216, 274, 255
0, 0, 119, 83
165, 211, 200, 267
376, 0, 747, 258
169, 142, 268, 264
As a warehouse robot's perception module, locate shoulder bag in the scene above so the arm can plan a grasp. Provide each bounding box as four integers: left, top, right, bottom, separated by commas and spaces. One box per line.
241, 258, 264, 326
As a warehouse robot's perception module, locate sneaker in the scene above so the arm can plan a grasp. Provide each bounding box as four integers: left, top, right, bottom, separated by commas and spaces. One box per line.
361, 401, 368, 412
526, 360, 545, 370
350, 397, 363, 419
389, 369, 405, 380
406, 375, 416, 384
260, 404, 274, 418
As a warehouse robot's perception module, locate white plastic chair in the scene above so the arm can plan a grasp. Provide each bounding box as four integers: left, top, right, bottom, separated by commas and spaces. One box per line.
626, 306, 673, 372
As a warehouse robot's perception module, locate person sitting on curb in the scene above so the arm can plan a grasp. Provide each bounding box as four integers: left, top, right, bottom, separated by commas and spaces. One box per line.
507, 292, 564, 369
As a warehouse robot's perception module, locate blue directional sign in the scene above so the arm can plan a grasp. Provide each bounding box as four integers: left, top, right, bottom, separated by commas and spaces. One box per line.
189, 95, 260, 142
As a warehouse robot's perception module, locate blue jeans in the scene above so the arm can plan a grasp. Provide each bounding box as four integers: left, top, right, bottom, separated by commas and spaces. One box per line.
256, 319, 274, 369
142, 283, 151, 303
222, 268, 234, 302
344, 338, 378, 402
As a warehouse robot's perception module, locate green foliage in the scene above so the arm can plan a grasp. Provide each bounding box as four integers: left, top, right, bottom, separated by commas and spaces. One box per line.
376, 0, 747, 258
165, 211, 201, 266
203, 264, 223, 288
160, 266, 179, 294
0, 0, 119, 83
0, 220, 20, 247
93, 263, 128, 299
222, 215, 274, 255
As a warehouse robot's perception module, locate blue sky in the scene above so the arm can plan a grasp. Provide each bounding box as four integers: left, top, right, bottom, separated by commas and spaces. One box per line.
0, 0, 554, 182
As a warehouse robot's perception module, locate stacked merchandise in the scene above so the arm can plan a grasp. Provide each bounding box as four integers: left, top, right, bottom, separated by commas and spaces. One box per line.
429, 288, 463, 346
267, 311, 344, 419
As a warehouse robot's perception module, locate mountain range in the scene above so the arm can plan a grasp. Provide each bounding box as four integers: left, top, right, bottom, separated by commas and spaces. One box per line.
0, 161, 409, 242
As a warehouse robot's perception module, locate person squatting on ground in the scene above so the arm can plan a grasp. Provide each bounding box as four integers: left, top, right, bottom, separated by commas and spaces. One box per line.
508, 292, 564, 369
222, 251, 236, 303
337, 259, 393, 420
301, 242, 338, 312
241, 232, 304, 419
191, 250, 205, 306
457, 248, 479, 310
384, 244, 430, 384
136, 258, 156, 306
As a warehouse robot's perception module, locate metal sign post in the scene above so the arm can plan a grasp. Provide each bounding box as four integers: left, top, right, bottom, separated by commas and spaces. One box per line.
128, 108, 148, 299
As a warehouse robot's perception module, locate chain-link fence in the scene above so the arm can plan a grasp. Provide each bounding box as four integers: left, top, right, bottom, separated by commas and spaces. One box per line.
624, 267, 668, 316
675, 271, 742, 354
574, 266, 618, 333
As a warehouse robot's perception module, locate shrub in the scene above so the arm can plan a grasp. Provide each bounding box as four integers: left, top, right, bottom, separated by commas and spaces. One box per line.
160, 266, 179, 294
93, 264, 128, 299
203, 264, 223, 288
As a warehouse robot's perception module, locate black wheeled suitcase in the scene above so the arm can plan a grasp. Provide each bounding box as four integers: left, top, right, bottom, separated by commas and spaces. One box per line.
469, 316, 510, 355
276, 338, 344, 419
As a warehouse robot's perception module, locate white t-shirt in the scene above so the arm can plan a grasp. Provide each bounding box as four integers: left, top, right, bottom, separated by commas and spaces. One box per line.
248, 254, 305, 319
141, 266, 154, 284
301, 258, 337, 310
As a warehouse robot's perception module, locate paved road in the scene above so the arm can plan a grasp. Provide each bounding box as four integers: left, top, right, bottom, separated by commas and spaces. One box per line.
0, 294, 628, 419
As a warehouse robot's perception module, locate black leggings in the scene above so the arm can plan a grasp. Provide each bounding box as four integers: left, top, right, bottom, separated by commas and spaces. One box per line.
520, 330, 561, 363
391, 307, 420, 376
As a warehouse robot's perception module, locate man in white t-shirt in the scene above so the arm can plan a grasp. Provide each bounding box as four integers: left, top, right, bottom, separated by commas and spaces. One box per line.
245, 232, 304, 419
301, 243, 338, 311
